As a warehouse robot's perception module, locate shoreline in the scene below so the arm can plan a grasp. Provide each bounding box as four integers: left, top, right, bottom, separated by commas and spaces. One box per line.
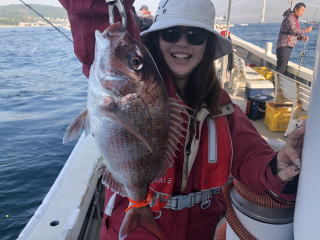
0, 25, 19, 28
0, 25, 62, 28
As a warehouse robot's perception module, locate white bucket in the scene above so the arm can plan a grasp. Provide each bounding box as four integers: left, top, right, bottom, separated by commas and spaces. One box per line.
225, 188, 294, 240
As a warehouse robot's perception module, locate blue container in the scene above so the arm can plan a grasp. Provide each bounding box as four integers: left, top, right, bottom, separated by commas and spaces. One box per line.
245, 80, 274, 99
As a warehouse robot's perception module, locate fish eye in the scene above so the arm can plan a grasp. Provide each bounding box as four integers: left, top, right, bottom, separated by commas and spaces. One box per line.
130, 56, 143, 71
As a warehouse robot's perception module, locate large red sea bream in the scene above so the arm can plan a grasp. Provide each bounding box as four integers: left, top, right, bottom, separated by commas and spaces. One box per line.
63, 22, 188, 239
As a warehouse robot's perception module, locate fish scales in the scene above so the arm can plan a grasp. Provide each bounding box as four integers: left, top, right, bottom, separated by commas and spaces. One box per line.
89, 25, 170, 200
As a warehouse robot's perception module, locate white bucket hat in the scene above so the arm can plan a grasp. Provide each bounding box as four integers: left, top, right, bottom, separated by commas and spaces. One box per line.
141, 0, 232, 60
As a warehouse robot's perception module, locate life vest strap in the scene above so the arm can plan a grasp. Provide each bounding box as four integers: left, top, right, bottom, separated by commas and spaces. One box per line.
163, 187, 220, 211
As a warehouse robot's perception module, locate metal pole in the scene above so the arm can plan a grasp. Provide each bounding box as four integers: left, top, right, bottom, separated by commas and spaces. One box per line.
288, 0, 295, 9
294, 24, 320, 239
226, 0, 232, 34
261, 0, 267, 23
221, 0, 232, 89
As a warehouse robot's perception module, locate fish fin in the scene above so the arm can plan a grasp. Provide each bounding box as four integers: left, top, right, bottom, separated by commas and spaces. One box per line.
158, 98, 191, 177
119, 207, 167, 240
63, 110, 90, 144
101, 107, 152, 153
100, 164, 127, 197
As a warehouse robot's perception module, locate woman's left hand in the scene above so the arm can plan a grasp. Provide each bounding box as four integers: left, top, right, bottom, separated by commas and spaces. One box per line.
276, 121, 306, 181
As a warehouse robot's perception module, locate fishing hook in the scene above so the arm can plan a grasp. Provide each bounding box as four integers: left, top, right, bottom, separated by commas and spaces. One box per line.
106, 0, 127, 30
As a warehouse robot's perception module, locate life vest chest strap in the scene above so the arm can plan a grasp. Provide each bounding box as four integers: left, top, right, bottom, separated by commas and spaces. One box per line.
163, 187, 221, 211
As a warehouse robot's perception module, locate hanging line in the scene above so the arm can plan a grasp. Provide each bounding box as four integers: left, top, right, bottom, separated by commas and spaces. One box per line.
17, 0, 73, 43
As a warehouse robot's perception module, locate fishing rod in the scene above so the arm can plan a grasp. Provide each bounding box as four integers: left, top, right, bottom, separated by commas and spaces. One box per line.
295, 4, 320, 79
17, 0, 73, 43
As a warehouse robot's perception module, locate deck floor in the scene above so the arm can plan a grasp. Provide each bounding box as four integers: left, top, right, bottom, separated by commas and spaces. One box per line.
227, 87, 286, 151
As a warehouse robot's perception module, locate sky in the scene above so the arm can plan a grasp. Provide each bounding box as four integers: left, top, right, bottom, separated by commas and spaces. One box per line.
1, 0, 319, 23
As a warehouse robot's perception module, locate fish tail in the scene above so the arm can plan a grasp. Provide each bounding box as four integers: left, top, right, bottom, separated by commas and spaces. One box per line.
119, 207, 167, 240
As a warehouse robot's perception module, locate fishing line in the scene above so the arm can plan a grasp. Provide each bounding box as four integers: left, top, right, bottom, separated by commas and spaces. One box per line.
17, 0, 73, 43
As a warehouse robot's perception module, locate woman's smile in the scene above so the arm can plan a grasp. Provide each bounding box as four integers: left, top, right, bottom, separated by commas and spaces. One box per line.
171, 52, 192, 60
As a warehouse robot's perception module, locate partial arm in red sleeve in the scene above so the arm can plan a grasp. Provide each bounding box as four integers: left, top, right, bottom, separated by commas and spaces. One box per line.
59, 0, 140, 78
229, 104, 296, 203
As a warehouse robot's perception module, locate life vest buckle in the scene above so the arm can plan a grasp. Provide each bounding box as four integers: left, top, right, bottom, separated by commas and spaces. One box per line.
200, 199, 211, 209
164, 188, 220, 211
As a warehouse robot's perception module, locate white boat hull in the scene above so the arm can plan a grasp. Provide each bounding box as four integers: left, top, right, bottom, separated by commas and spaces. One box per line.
294, 26, 320, 239
17, 134, 103, 240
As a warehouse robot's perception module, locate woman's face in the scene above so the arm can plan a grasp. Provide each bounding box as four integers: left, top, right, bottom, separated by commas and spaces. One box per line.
159, 27, 207, 79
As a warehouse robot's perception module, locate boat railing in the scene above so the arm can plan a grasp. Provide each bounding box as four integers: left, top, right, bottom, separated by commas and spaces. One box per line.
273, 71, 311, 110
273, 71, 311, 135
229, 54, 266, 96
230, 34, 313, 85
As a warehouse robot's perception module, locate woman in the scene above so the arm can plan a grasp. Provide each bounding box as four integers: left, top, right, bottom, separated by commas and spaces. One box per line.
60, 0, 304, 239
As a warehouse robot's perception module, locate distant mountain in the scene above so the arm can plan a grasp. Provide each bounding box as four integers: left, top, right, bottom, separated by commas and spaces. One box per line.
0, 4, 67, 25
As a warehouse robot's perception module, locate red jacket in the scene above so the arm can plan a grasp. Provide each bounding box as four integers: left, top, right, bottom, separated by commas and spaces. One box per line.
59, 1, 295, 239
99, 89, 293, 240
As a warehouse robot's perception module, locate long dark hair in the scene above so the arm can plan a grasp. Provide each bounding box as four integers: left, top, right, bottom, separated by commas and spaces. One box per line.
142, 31, 222, 115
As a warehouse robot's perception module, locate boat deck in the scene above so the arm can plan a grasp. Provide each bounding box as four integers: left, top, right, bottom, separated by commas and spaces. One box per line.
227, 87, 286, 151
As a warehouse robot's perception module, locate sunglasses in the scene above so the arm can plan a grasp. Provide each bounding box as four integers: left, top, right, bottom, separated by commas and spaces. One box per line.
160, 27, 207, 45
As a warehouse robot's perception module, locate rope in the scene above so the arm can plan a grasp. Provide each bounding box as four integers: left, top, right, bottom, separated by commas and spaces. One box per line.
125, 193, 153, 212
233, 179, 293, 208
222, 183, 256, 240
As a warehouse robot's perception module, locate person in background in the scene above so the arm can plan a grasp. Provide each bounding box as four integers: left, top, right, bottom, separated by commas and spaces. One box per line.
59, 0, 305, 239
133, 5, 153, 32
132, 6, 153, 32
137, 4, 154, 31
276, 2, 312, 74
138, 4, 154, 21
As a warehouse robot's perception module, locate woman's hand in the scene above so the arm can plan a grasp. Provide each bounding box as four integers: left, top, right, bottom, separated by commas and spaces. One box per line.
276, 122, 306, 181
